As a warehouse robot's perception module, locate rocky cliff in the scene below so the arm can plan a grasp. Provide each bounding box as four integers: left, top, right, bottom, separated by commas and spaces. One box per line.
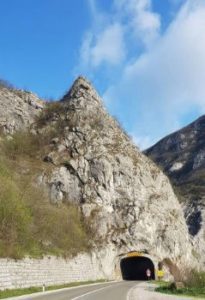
38, 77, 194, 273
145, 116, 205, 265
0, 77, 195, 278
0, 83, 44, 134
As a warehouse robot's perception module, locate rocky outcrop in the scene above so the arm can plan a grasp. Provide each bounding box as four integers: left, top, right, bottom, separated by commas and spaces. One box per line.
35, 77, 194, 275
145, 116, 205, 266
0, 85, 44, 134
0, 77, 196, 278
144, 115, 205, 186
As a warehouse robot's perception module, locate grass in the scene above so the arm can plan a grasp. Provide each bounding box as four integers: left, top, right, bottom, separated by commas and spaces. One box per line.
0, 131, 91, 259
1, 130, 58, 161
35, 101, 65, 128
156, 271, 205, 299
156, 284, 205, 298
0, 280, 108, 299
0, 287, 41, 299
0, 158, 90, 258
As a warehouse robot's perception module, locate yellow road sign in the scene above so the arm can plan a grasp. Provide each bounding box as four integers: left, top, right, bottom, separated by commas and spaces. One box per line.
157, 270, 164, 277
127, 252, 142, 257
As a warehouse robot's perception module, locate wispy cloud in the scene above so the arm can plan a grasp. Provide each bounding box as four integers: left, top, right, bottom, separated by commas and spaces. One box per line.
80, 23, 125, 68
77, 0, 205, 149
105, 0, 205, 148
79, 0, 160, 71
115, 0, 161, 46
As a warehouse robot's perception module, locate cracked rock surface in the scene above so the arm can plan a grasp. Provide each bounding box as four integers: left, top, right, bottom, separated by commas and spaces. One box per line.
0, 85, 44, 133
0, 77, 197, 277
145, 115, 205, 267
36, 77, 194, 271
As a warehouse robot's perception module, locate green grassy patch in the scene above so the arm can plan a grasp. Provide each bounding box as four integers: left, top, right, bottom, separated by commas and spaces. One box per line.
0, 280, 108, 299
156, 272, 205, 299
0, 287, 41, 299
0, 160, 90, 258
156, 285, 205, 298
0, 132, 91, 258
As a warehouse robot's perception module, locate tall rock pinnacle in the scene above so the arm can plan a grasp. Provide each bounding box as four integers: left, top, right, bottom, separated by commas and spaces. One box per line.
61, 76, 102, 108
0, 76, 197, 279
38, 76, 195, 276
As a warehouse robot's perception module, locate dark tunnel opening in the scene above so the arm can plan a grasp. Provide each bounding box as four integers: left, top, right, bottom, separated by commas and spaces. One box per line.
120, 256, 155, 280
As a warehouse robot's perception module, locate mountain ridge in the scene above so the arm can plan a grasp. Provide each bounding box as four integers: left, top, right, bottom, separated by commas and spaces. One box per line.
145, 114, 205, 265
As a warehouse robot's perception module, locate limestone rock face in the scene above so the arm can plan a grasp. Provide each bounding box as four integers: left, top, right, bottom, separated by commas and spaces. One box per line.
0, 85, 44, 133
39, 77, 194, 272
145, 115, 205, 267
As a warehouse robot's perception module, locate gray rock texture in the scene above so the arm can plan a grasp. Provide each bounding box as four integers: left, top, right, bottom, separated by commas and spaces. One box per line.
145, 115, 205, 267
0, 85, 44, 134
37, 77, 194, 273
0, 77, 196, 278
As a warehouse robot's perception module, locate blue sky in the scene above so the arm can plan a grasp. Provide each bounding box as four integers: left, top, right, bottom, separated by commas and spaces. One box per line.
0, 0, 205, 148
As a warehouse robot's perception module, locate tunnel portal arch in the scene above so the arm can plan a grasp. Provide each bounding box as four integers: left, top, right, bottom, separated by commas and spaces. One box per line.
120, 252, 155, 281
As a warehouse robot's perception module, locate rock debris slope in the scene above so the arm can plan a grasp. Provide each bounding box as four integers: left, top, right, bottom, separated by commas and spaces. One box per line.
0, 84, 44, 134
145, 116, 205, 266
34, 76, 194, 274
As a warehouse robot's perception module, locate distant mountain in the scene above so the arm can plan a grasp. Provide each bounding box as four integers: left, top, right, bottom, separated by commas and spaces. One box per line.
145, 116, 205, 261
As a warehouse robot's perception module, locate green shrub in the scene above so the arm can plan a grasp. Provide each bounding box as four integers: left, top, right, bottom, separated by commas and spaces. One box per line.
156, 270, 205, 298
184, 270, 205, 289
0, 166, 33, 258
2, 132, 40, 159
0, 158, 90, 258
1, 129, 58, 160
0, 108, 92, 258
36, 102, 65, 128
26, 185, 89, 256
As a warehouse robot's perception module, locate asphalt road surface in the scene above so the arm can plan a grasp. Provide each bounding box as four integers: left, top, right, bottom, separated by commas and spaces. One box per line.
32, 281, 138, 300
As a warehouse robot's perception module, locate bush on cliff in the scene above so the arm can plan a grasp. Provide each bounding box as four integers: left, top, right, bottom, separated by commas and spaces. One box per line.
0, 158, 89, 259
156, 270, 205, 298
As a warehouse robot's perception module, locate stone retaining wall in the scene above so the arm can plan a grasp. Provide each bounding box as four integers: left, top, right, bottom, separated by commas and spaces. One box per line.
0, 253, 106, 290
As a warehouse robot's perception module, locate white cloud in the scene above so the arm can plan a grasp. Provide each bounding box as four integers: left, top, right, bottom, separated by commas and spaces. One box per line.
77, 0, 205, 149
125, 0, 205, 108
79, 1, 126, 69
88, 0, 97, 18
104, 0, 205, 148
91, 23, 125, 66
81, 23, 125, 68
87, 0, 106, 28
80, 32, 93, 67
115, 0, 161, 46
79, 0, 160, 70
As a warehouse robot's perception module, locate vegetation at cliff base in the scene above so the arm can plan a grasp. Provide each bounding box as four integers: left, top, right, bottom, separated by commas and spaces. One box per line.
156, 271, 205, 298
0, 280, 107, 299
0, 133, 90, 259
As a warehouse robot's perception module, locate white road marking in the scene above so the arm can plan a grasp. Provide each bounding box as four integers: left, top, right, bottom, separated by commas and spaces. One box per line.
126, 283, 138, 300
71, 284, 115, 300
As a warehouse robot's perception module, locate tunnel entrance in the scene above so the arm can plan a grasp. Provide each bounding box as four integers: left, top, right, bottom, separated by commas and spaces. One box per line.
120, 256, 155, 280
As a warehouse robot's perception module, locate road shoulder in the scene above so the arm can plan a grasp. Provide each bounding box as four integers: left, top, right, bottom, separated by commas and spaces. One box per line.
2, 281, 119, 300
130, 282, 199, 300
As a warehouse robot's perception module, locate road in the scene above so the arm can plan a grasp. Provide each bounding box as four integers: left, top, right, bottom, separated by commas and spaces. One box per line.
31, 281, 138, 300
